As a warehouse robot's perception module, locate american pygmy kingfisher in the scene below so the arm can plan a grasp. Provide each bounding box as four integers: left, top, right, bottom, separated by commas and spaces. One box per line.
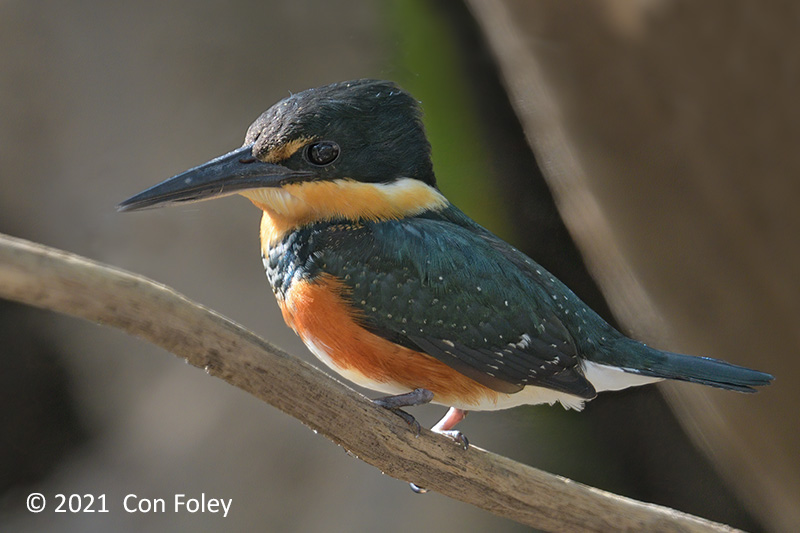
119, 79, 773, 445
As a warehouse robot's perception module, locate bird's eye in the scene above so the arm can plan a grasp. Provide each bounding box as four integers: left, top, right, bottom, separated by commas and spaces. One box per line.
305, 141, 340, 166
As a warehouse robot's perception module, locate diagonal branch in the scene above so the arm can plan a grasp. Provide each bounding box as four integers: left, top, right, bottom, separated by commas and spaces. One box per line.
0, 232, 741, 533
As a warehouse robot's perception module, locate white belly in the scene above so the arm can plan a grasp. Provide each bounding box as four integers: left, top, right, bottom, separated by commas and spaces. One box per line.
303, 336, 661, 412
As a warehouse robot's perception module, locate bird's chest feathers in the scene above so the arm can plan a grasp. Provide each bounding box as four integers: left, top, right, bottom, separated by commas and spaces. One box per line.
259, 222, 320, 301
251, 177, 447, 299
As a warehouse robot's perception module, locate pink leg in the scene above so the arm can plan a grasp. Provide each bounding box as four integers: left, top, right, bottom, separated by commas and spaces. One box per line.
432, 407, 468, 432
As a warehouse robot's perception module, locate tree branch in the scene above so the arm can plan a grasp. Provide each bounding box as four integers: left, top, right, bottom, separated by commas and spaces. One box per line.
0, 232, 741, 533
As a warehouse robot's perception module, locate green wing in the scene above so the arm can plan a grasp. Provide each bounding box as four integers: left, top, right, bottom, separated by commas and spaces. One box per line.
314, 210, 597, 399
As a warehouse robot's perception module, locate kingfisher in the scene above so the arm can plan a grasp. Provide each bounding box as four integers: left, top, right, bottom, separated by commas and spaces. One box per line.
119, 79, 773, 447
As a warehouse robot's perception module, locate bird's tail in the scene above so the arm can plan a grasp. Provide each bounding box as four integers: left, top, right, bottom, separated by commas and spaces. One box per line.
600, 338, 774, 393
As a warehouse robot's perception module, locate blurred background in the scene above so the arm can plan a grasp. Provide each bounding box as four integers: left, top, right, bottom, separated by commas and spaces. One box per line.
0, 1, 797, 531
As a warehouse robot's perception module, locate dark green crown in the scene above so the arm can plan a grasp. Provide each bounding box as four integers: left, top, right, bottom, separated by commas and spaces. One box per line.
244, 79, 436, 187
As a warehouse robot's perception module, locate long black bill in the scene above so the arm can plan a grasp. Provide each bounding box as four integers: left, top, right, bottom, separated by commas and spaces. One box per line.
117, 145, 313, 212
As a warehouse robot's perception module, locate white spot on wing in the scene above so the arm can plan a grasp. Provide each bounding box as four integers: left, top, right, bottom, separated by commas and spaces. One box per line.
512, 333, 532, 350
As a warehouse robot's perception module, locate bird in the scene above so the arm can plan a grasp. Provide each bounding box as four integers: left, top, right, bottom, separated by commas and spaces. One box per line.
119, 78, 773, 449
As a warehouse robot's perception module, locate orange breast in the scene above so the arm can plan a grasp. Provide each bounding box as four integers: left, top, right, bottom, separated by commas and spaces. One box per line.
279, 274, 498, 408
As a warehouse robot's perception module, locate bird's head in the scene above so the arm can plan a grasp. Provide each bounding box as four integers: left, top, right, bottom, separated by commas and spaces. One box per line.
118, 80, 448, 232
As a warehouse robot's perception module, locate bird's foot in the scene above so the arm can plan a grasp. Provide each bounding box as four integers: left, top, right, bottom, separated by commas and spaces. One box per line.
433, 429, 469, 450
431, 407, 469, 449
373, 387, 434, 409
384, 408, 422, 435
409, 483, 428, 494
373, 388, 434, 436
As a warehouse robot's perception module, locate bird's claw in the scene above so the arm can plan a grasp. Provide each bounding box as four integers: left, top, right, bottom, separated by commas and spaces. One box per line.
386, 407, 422, 437
435, 429, 470, 450
409, 483, 428, 494
373, 388, 434, 437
